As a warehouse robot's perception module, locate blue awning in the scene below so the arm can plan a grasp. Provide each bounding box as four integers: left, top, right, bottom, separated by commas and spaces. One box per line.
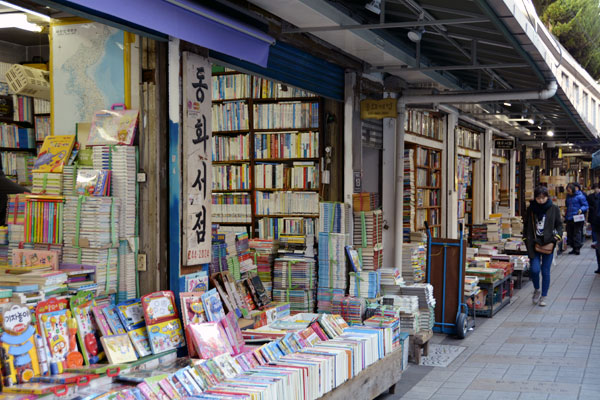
39, 0, 274, 67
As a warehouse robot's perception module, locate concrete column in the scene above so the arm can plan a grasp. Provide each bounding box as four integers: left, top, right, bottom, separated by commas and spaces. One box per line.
343, 72, 356, 206
444, 112, 459, 238
382, 93, 397, 268
509, 150, 516, 217
393, 103, 406, 268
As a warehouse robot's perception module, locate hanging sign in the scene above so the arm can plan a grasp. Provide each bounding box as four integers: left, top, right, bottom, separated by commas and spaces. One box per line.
494, 139, 514, 150
182, 52, 212, 266
360, 98, 397, 119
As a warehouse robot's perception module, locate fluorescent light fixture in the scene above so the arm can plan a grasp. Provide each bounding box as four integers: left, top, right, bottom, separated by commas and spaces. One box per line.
547, 130, 554, 137
0, 13, 42, 32
528, 118, 535, 124
537, 125, 542, 129
365, 0, 381, 14
503, 102, 511, 106
0, 1, 50, 21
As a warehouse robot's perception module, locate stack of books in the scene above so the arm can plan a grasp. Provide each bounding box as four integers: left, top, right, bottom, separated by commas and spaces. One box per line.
63, 196, 120, 248
273, 257, 317, 291
60, 264, 97, 293
401, 242, 426, 283
62, 165, 76, 195
403, 149, 415, 242
349, 270, 381, 299
318, 202, 351, 235
249, 239, 278, 298
331, 295, 366, 325
317, 232, 347, 290
353, 209, 383, 247
316, 287, 344, 314
32, 172, 63, 195
272, 288, 315, 314
352, 192, 380, 211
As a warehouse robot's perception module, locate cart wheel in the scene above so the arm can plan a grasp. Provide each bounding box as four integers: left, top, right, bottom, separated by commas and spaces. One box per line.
456, 313, 468, 339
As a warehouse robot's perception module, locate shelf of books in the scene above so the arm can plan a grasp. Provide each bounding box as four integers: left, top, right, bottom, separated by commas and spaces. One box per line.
0, 94, 51, 188
457, 155, 474, 239
211, 67, 322, 240
406, 144, 441, 238
456, 125, 481, 151
404, 109, 443, 141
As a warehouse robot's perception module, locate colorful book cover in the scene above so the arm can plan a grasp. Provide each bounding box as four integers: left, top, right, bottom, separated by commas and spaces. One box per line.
33, 135, 76, 173
88, 108, 139, 146
188, 322, 232, 359
128, 327, 152, 357
11, 249, 58, 270
201, 288, 225, 322
92, 305, 112, 336
146, 319, 185, 355
101, 334, 137, 364
116, 299, 145, 332
102, 305, 127, 335
75, 169, 111, 196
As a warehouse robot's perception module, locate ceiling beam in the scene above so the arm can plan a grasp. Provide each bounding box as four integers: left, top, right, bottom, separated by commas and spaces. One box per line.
370, 63, 529, 72
282, 17, 490, 33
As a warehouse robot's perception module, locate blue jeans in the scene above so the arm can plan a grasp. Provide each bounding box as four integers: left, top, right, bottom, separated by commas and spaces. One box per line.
593, 230, 597, 243
530, 251, 553, 297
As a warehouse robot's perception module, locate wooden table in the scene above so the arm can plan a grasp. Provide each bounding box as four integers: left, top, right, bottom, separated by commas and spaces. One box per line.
319, 347, 405, 399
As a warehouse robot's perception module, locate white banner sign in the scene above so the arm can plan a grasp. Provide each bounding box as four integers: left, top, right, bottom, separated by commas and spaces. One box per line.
182, 52, 212, 266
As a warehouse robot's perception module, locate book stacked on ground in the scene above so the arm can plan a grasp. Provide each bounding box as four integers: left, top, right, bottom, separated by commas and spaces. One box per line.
318, 202, 351, 236
62, 165, 75, 195
399, 284, 436, 310
32, 172, 63, 195
63, 247, 118, 295
403, 149, 415, 242
63, 196, 120, 249
465, 275, 480, 297
331, 295, 365, 325
418, 306, 435, 331
353, 209, 383, 247
272, 288, 315, 313
249, 239, 278, 298
349, 270, 381, 299
317, 232, 347, 290
60, 263, 97, 293
356, 244, 383, 271
118, 239, 137, 301
316, 287, 344, 314
273, 257, 317, 291
380, 268, 404, 295
352, 192, 380, 211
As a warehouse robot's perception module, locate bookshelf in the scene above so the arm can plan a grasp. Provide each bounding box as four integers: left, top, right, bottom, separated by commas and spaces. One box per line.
456, 126, 481, 151
404, 109, 443, 141
457, 155, 474, 239
408, 144, 441, 238
211, 68, 322, 239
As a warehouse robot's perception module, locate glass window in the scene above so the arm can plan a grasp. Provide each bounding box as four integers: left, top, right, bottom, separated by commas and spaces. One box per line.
573, 83, 579, 108
562, 72, 569, 91
583, 92, 588, 119
592, 99, 596, 126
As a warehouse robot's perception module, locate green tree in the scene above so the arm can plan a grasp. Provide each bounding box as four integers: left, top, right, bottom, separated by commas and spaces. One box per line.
534, 0, 600, 79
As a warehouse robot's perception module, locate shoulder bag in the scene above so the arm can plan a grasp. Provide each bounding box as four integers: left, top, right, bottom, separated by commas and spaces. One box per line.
532, 212, 554, 255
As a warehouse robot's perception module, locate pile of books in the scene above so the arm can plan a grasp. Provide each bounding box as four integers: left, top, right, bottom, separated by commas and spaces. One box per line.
273, 257, 317, 291
62, 247, 118, 295
63, 196, 120, 249
401, 242, 426, 283
349, 270, 381, 299
380, 268, 404, 295
32, 172, 63, 195
403, 149, 415, 242
353, 209, 383, 247
249, 239, 278, 298
399, 284, 436, 310
118, 239, 137, 301
272, 288, 315, 313
317, 232, 347, 290
62, 165, 76, 195
364, 315, 401, 352
352, 192, 380, 212
318, 202, 351, 235
331, 295, 366, 326
316, 287, 344, 314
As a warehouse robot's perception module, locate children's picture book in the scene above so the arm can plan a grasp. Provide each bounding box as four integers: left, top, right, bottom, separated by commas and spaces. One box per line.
181, 271, 208, 293
345, 246, 362, 272
70, 291, 103, 366
201, 288, 225, 322
141, 291, 185, 354
33, 135, 76, 173
179, 292, 205, 358
188, 322, 232, 359
35, 298, 83, 372
116, 299, 145, 332
102, 305, 126, 335
88, 108, 139, 146
92, 305, 112, 336
75, 169, 111, 197
127, 327, 152, 358
100, 334, 137, 364
11, 249, 58, 271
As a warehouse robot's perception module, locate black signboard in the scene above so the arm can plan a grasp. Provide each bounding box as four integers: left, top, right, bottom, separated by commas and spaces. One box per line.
494, 139, 514, 150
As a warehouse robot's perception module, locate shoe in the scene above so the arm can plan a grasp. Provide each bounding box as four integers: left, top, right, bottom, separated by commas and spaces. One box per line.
595, 270, 600, 274
593, 243, 597, 249
575, 250, 580, 255
539, 297, 547, 307
532, 289, 541, 305
569, 250, 577, 254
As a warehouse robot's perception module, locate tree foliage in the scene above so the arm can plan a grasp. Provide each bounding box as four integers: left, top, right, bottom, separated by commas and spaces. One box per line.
534, 0, 600, 79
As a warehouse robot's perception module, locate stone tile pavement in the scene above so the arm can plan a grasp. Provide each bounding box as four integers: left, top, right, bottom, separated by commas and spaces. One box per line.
377, 245, 600, 400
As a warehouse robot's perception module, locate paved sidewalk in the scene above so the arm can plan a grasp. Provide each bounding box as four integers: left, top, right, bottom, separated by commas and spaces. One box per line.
379, 245, 600, 400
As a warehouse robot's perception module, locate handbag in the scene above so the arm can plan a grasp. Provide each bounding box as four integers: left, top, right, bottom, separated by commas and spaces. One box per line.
535, 242, 554, 255
573, 214, 585, 223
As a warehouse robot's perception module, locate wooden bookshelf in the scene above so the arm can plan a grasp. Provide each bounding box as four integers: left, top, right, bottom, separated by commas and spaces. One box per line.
457, 155, 474, 241
0, 147, 36, 153
409, 144, 442, 238
212, 68, 323, 239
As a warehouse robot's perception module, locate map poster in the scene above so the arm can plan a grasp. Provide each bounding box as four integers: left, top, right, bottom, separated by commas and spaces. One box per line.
182, 52, 212, 266
51, 22, 125, 135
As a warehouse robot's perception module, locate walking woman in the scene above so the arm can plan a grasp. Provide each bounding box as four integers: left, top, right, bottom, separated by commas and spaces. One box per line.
565, 182, 589, 255
523, 186, 563, 306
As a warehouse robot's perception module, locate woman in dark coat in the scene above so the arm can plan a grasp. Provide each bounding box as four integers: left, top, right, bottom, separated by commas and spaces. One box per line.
523, 186, 563, 307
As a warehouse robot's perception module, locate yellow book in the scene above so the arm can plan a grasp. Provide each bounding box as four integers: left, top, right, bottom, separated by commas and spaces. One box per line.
33, 135, 76, 173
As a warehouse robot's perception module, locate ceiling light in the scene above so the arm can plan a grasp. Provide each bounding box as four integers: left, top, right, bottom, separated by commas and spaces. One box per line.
503, 102, 511, 107
528, 118, 535, 124
547, 130, 554, 137
408, 29, 423, 42
365, 0, 381, 15
537, 125, 542, 129
0, 1, 50, 21
0, 13, 42, 32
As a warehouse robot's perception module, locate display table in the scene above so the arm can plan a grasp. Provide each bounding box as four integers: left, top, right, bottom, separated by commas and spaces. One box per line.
319, 335, 409, 400
475, 275, 511, 317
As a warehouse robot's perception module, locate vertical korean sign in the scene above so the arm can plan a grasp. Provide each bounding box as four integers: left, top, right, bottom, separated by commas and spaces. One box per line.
182, 52, 212, 266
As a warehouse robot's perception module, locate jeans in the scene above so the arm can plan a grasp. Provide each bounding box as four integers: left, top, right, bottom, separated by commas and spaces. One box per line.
593, 230, 597, 243
566, 220, 584, 251
530, 251, 553, 297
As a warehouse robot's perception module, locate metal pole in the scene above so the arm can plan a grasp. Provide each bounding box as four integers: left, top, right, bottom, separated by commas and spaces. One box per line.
394, 102, 406, 268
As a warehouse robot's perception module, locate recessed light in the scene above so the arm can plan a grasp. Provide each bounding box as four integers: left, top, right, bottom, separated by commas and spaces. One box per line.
528, 118, 535, 124
503, 102, 512, 107
547, 130, 554, 137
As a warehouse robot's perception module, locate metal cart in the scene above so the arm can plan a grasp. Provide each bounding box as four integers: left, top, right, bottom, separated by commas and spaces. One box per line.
425, 222, 474, 338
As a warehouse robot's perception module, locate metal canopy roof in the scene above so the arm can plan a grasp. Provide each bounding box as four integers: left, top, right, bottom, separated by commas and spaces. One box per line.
296, 0, 597, 145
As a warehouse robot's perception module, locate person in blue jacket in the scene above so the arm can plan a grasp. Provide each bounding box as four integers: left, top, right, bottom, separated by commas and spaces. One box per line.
565, 182, 589, 255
